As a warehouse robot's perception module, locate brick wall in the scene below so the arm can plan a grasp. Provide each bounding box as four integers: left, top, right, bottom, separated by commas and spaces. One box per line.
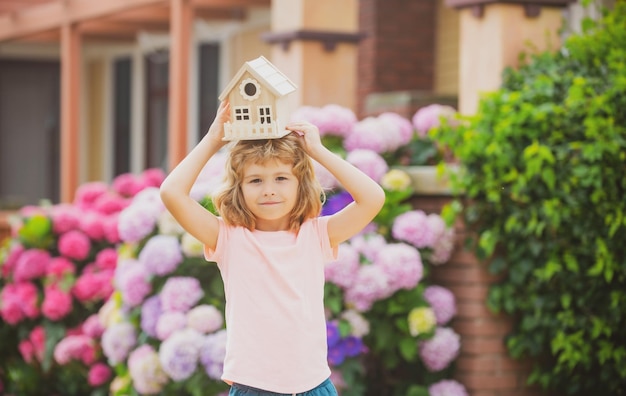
411, 194, 545, 396
357, 0, 437, 117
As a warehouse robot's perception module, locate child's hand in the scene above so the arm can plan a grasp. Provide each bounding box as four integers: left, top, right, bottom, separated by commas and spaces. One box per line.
286, 121, 324, 156
206, 100, 230, 143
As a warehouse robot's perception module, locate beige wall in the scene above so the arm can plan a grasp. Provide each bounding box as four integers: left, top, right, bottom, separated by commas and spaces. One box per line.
228, 26, 272, 79
434, 0, 459, 97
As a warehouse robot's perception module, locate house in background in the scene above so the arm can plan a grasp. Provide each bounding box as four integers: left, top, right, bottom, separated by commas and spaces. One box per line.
0, 0, 616, 395
219, 55, 297, 141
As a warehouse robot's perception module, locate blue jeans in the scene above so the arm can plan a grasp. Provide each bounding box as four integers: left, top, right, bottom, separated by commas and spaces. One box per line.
229, 377, 338, 396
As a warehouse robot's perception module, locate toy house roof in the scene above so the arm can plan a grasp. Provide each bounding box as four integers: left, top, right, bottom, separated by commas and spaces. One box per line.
218, 55, 297, 101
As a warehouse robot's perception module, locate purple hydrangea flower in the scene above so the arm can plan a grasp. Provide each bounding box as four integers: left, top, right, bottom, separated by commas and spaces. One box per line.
349, 233, 387, 263
139, 235, 184, 276
141, 295, 162, 338
339, 336, 364, 358
101, 322, 137, 365
377, 112, 414, 147
156, 311, 187, 341
392, 210, 439, 249
412, 104, 457, 138
322, 191, 354, 216
424, 285, 457, 325
116, 260, 152, 308
160, 277, 204, 313
326, 321, 341, 348
158, 328, 204, 381
13, 248, 50, 282
200, 329, 227, 380
328, 342, 346, 366
118, 204, 160, 243
431, 227, 456, 265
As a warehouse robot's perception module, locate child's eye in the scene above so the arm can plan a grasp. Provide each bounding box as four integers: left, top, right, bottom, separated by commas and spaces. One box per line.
276, 176, 288, 181
249, 179, 262, 184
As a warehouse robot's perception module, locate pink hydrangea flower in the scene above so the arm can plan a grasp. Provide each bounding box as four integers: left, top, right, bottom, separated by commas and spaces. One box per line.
42, 284, 73, 321
424, 285, 457, 325
18, 326, 45, 364
102, 213, 121, 244
58, 230, 91, 261
324, 243, 360, 289
431, 227, 456, 265
88, 362, 112, 386
54, 334, 97, 365
378, 112, 414, 146
74, 182, 110, 211
93, 192, 129, 215
13, 248, 50, 282
79, 211, 106, 240
82, 314, 106, 338
412, 104, 457, 138
160, 277, 204, 313
95, 248, 118, 271
344, 265, 391, 312
345, 149, 389, 183
72, 271, 114, 303
142, 168, 166, 188
429, 379, 468, 396
376, 243, 423, 291
392, 210, 437, 249
46, 257, 76, 280
50, 204, 81, 234
344, 116, 397, 153
112, 173, 145, 197
317, 104, 357, 138
1, 243, 24, 278
349, 233, 387, 263
0, 282, 40, 324
419, 327, 461, 372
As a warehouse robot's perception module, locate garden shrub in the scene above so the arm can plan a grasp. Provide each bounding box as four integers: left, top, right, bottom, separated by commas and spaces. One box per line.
433, 2, 626, 394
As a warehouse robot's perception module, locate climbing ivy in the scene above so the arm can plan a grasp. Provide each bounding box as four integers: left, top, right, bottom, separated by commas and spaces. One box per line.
433, 2, 626, 394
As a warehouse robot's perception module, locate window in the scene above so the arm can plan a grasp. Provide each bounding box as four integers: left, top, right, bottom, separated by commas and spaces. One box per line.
258, 106, 272, 124
234, 106, 251, 121
239, 78, 261, 101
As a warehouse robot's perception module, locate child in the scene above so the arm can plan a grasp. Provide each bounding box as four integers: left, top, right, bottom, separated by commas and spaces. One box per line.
160, 100, 385, 395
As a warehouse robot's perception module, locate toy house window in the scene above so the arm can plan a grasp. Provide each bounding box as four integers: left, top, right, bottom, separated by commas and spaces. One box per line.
258, 106, 272, 124
234, 106, 251, 121
239, 78, 261, 101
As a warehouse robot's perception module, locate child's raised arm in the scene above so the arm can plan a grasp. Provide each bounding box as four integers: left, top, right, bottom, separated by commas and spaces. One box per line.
160, 101, 230, 250
286, 121, 385, 247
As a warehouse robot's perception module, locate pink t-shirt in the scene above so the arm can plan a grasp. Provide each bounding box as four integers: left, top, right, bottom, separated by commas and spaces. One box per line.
204, 216, 337, 393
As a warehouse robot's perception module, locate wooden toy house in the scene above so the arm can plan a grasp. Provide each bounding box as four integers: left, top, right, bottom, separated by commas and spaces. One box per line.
218, 56, 298, 140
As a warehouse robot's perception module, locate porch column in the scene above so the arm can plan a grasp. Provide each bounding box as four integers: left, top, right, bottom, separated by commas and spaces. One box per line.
264, 0, 361, 112
447, 0, 573, 115
60, 22, 82, 203
167, 0, 193, 170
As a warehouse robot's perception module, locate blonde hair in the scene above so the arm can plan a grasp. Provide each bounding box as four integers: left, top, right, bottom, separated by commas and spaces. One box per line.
212, 133, 324, 232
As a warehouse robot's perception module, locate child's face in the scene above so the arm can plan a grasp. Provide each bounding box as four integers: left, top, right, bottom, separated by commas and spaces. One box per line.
241, 159, 299, 231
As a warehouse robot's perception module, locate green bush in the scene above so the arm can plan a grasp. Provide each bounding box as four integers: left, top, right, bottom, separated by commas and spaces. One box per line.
433, 2, 626, 395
